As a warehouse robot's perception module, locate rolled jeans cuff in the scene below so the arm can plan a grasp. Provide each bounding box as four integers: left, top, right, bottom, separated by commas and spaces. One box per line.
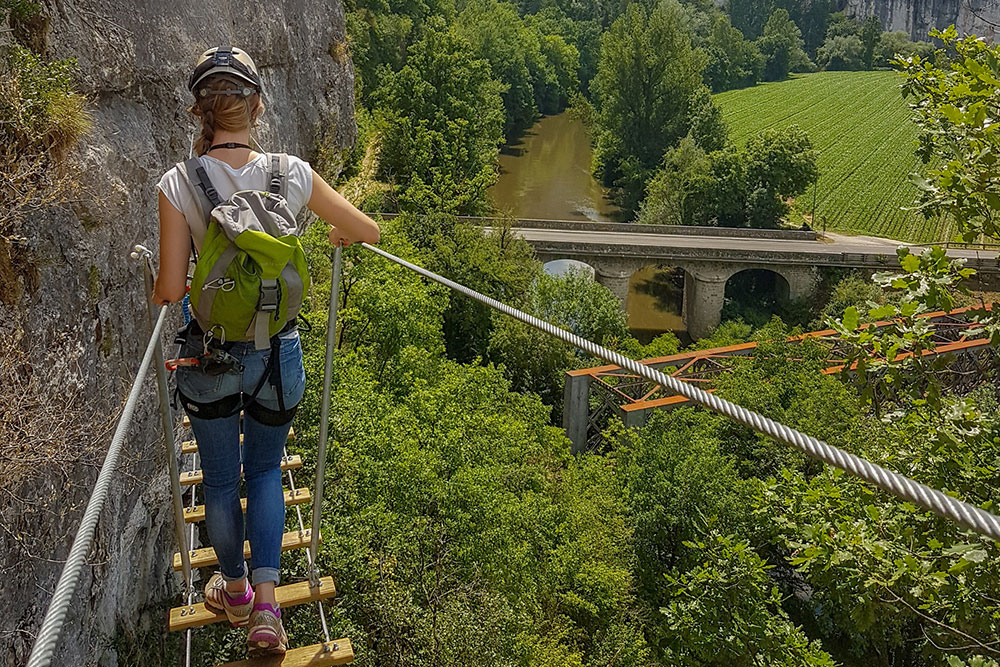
221, 561, 248, 582
252, 566, 280, 586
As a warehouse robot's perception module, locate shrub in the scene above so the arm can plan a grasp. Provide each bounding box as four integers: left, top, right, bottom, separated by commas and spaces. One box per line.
0, 45, 89, 240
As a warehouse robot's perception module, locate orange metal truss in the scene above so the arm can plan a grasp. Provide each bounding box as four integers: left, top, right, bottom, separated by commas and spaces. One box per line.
572, 305, 994, 418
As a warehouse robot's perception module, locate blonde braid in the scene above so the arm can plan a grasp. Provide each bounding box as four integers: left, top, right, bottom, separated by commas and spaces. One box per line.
188, 74, 262, 156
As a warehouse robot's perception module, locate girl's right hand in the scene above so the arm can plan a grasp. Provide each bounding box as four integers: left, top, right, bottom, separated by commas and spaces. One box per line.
329, 226, 352, 247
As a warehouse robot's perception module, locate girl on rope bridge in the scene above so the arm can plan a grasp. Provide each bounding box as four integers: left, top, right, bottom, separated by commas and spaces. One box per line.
153, 46, 379, 657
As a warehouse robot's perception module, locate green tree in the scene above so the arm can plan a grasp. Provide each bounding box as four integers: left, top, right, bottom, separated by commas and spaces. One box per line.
796, 0, 835, 54
640, 126, 818, 229
657, 533, 835, 666
823, 10, 860, 38
817, 34, 864, 70
725, 0, 774, 39
526, 8, 602, 93
811, 272, 888, 329
637, 137, 713, 226
756, 9, 812, 81
344, 0, 456, 101
612, 410, 751, 596
591, 0, 709, 213
488, 269, 628, 406
703, 13, 764, 92
875, 30, 933, 68
286, 330, 653, 665
372, 21, 505, 214
687, 85, 728, 153
860, 15, 881, 69
454, 0, 579, 137
826, 246, 976, 412
896, 26, 1000, 240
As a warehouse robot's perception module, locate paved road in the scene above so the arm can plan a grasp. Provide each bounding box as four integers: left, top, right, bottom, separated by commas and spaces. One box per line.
511, 227, 1000, 263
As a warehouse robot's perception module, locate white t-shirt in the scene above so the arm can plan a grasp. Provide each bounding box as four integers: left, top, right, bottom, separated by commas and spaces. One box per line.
157, 153, 314, 251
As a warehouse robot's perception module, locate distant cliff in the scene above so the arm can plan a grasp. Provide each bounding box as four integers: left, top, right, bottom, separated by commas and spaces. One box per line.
842, 0, 1000, 41
0, 1, 354, 664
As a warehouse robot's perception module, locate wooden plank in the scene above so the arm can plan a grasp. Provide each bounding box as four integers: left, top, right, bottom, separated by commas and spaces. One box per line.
169, 577, 337, 632
182, 428, 296, 454
180, 455, 302, 487
173, 529, 319, 570
215, 639, 354, 667
183, 489, 311, 524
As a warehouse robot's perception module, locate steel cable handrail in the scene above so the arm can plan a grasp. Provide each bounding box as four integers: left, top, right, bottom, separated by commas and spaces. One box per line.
360, 242, 1000, 542
26, 305, 171, 667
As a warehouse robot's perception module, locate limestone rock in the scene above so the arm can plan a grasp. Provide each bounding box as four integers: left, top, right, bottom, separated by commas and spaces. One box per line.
842, 0, 1000, 42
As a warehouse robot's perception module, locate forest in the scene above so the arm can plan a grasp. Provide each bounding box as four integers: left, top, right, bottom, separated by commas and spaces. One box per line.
338, 0, 935, 226
198, 4, 1000, 666
198, 14, 1000, 666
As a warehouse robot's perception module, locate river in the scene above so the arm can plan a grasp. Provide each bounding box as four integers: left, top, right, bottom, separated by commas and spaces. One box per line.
490, 113, 621, 222
490, 112, 685, 341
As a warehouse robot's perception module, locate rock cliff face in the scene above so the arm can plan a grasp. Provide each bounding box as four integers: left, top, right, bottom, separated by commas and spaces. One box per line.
842, 0, 1000, 41
0, 1, 354, 664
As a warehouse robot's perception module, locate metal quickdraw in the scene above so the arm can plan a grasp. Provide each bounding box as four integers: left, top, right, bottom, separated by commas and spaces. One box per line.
165, 323, 243, 376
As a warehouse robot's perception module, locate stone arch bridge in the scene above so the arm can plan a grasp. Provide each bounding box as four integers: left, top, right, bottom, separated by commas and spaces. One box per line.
509, 221, 1000, 338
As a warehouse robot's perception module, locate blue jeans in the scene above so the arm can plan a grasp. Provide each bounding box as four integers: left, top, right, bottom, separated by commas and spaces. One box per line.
176, 328, 306, 586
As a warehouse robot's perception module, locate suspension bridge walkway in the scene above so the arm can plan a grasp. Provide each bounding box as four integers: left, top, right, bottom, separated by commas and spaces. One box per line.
24, 243, 1000, 667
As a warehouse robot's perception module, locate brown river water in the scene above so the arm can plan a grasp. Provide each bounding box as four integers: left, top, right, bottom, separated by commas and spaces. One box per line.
491, 113, 621, 222
490, 113, 685, 339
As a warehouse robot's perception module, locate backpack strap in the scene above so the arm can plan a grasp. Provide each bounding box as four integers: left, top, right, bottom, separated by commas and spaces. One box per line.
267, 152, 289, 199
181, 157, 223, 219
249, 278, 281, 350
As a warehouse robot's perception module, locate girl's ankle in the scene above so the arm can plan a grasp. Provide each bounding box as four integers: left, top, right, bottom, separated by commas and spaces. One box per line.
253, 602, 280, 618
223, 580, 252, 604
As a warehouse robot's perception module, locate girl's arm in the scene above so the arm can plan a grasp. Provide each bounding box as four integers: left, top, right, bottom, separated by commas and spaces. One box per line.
153, 191, 192, 305
307, 169, 381, 246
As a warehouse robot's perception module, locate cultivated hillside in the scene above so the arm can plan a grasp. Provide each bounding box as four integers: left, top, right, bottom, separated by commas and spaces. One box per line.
714, 70, 952, 243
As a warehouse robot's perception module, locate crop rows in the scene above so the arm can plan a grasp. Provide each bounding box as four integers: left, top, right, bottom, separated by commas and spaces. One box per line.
714, 70, 954, 243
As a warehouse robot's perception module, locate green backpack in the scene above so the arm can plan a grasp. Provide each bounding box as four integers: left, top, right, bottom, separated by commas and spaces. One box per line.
179, 154, 310, 349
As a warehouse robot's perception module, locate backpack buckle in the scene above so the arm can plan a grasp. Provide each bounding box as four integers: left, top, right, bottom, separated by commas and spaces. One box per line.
258, 280, 280, 313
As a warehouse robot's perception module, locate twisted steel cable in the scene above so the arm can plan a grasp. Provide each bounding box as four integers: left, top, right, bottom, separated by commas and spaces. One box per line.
27, 305, 171, 667
361, 243, 1000, 542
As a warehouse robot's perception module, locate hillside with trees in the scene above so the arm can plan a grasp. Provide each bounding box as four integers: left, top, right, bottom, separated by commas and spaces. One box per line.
189, 18, 1000, 665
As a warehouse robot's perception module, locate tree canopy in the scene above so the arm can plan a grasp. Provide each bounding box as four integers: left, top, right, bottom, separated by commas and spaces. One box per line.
591, 0, 712, 213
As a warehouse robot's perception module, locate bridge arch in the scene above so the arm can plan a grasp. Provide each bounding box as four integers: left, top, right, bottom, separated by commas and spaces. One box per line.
627, 264, 688, 338
533, 250, 820, 340
542, 258, 596, 279
723, 268, 791, 325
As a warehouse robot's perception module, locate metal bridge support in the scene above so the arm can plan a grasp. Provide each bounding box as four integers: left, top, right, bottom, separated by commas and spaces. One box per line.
563, 372, 591, 453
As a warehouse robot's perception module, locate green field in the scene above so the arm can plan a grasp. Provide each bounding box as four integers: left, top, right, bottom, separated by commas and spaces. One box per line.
714, 70, 953, 243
